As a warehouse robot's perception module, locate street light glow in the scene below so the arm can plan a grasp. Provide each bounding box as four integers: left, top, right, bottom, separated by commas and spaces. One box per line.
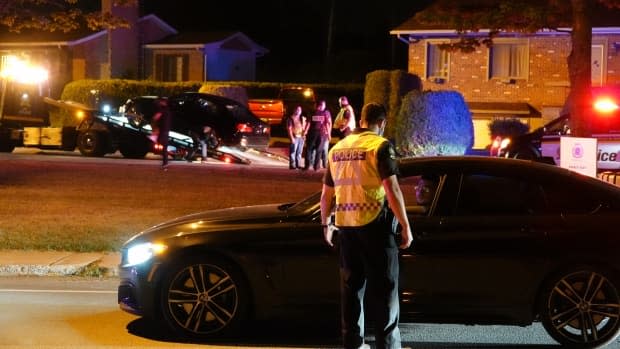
1, 55, 48, 84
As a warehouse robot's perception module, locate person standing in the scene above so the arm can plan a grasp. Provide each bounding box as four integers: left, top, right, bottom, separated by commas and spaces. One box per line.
317, 103, 332, 169
320, 102, 413, 349
152, 97, 172, 170
334, 96, 356, 137
303, 100, 330, 171
186, 125, 214, 163
286, 106, 306, 169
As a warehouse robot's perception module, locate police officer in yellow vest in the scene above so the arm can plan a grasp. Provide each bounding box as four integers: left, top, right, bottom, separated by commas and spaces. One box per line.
320, 103, 413, 349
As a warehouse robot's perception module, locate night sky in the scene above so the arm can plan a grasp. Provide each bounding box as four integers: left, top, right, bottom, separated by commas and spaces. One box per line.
141, 0, 432, 82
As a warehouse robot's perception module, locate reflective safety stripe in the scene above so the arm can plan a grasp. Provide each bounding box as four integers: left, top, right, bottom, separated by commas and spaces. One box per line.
335, 202, 383, 212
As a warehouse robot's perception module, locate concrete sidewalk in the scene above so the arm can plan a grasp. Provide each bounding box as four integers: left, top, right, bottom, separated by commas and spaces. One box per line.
0, 250, 120, 277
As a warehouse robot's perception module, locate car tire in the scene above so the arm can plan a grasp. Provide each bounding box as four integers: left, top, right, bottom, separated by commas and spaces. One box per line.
77, 130, 106, 157
119, 136, 150, 159
539, 266, 620, 348
0, 140, 15, 153
159, 254, 250, 340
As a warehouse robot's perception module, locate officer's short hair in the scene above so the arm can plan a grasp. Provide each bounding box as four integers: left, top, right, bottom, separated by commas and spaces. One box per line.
361, 102, 386, 126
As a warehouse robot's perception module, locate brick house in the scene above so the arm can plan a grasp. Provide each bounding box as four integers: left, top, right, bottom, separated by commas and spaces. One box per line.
390, 18, 620, 149
0, 1, 267, 99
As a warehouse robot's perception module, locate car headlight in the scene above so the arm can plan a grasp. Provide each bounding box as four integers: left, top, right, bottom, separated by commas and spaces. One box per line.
126, 242, 167, 266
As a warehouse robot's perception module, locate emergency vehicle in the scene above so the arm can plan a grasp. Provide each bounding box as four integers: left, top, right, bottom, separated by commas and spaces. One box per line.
492, 86, 620, 172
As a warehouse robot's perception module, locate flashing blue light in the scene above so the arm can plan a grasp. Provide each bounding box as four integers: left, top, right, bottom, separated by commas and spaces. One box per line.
102, 104, 111, 114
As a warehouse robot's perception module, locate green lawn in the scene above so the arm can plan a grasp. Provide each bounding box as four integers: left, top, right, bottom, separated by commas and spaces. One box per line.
0, 158, 321, 252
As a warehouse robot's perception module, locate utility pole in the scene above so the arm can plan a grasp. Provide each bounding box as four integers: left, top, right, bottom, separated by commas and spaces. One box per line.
325, 0, 336, 77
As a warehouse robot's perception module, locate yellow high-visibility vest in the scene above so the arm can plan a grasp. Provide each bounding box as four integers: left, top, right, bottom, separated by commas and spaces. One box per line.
329, 131, 387, 227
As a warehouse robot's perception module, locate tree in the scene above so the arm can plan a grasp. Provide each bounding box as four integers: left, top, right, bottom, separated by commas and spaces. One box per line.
0, 0, 137, 33
414, 0, 620, 137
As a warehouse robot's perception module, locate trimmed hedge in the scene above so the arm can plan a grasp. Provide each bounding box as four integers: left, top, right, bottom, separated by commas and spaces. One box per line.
394, 90, 474, 157
364, 70, 421, 140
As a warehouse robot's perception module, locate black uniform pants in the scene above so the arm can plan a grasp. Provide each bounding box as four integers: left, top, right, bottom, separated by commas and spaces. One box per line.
338, 221, 401, 349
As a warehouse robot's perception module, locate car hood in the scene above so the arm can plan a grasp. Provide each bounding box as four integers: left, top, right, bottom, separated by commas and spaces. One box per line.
123, 203, 291, 246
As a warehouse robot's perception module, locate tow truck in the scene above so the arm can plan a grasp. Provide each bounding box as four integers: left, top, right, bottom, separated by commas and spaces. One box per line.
0, 97, 257, 164
492, 86, 620, 172
0, 56, 282, 165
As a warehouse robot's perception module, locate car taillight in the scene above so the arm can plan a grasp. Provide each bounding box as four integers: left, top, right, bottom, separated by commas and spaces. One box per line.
236, 123, 253, 133
594, 97, 619, 115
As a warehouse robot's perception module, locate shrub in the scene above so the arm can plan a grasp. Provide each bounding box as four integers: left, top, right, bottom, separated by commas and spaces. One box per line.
364, 70, 421, 140
394, 90, 473, 157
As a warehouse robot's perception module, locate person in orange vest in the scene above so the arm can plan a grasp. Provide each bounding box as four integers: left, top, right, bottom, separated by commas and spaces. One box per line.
320, 102, 413, 349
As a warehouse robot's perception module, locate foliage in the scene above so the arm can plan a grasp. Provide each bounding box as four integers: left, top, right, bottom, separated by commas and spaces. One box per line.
364, 70, 422, 140
488, 118, 530, 137
394, 90, 473, 157
414, 0, 620, 137
0, 0, 137, 33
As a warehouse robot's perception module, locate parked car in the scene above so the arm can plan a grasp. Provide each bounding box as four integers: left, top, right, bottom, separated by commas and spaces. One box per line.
118, 156, 620, 348
122, 93, 270, 151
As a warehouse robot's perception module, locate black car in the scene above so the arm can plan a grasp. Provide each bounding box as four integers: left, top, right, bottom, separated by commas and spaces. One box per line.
122, 93, 270, 151
118, 156, 620, 348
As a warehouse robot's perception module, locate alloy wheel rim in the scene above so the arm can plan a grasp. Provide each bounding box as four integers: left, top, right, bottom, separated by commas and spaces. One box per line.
547, 271, 620, 345
167, 263, 239, 334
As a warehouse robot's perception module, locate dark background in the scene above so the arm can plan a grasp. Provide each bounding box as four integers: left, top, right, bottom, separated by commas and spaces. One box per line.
141, 0, 432, 83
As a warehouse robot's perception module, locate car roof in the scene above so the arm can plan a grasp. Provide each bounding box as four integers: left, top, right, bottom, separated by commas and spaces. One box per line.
170, 92, 243, 106
398, 156, 601, 183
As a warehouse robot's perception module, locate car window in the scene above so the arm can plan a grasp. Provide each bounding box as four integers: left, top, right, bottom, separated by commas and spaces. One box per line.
226, 103, 259, 123
539, 178, 611, 214
454, 174, 545, 216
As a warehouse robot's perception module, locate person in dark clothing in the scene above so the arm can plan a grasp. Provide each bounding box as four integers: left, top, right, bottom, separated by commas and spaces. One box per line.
303, 100, 331, 170
152, 97, 172, 169
186, 125, 215, 163
320, 102, 413, 349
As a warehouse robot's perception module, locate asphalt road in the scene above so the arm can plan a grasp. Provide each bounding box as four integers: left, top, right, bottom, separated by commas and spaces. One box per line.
0, 276, 567, 349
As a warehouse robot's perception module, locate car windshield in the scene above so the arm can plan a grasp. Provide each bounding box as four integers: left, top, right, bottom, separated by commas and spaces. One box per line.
543, 115, 570, 135
226, 103, 259, 123
284, 191, 321, 215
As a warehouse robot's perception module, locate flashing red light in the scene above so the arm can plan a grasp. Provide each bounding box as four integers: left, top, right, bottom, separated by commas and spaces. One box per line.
236, 123, 253, 133
594, 97, 619, 114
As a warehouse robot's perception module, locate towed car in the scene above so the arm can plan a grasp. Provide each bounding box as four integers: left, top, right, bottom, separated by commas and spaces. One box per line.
122, 92, 270, 151
118, 156, 620, 348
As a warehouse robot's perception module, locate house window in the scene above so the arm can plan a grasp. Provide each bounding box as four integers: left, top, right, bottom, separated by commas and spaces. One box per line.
489, 41, 528, 80
156, 54, 189, 82
427, 43, 449, 81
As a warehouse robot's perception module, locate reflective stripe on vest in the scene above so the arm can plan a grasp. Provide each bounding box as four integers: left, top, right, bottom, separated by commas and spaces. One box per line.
329, 131, 386, 227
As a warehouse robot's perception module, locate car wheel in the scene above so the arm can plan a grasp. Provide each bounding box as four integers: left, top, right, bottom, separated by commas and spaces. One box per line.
539, 267, 620, 348
119, 136, 150, 159
159, 255, 250, 340
0, 139, 15, 153
77, 130, 106, 157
